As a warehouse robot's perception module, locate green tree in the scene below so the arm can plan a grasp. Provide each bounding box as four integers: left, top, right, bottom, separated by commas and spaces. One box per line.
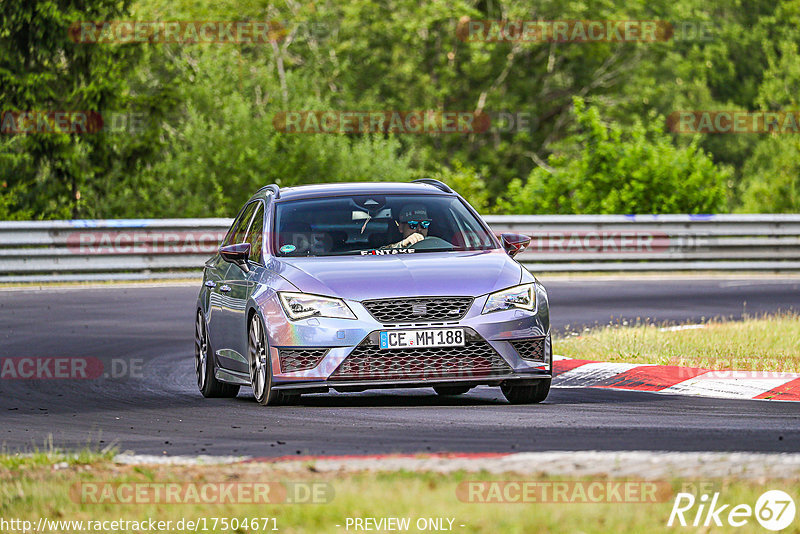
5, 0, 800, 218
0, 181, 33, 220
103, 44, 417, 217
430, 160, 489, 212
0, 0, 165, 219
738, 136, 800, 213
736, 2, 800, 213
497, 98, 729, 214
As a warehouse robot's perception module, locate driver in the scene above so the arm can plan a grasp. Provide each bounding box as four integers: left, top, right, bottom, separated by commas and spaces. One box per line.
383, 204, 432, 249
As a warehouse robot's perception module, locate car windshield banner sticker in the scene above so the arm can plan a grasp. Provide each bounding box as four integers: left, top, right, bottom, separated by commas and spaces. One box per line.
360, 249, 416, 255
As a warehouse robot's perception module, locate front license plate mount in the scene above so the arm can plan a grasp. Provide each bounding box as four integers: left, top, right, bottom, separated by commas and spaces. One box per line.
378, 328, 465, 350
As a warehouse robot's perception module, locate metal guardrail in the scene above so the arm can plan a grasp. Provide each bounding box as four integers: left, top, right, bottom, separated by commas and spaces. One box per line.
1, 215, 799, 282
488, 214, 800, 272
0, 219, 230, 282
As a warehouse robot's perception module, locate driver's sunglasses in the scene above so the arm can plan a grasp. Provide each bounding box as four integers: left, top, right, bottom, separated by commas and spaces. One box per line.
406, 220, 432, 230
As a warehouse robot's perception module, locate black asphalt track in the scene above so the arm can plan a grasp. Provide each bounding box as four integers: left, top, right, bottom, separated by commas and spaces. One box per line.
1, 278, 797, 456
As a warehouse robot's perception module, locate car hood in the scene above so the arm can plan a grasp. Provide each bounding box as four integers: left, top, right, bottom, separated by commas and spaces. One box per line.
275, 250, 522, 301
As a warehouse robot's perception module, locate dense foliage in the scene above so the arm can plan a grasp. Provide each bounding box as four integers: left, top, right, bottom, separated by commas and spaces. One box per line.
2, 0, 799, 218
496, 98, 729, 214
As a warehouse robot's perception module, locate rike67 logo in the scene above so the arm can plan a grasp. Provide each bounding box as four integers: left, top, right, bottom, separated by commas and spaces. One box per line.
668, 490, 796, 531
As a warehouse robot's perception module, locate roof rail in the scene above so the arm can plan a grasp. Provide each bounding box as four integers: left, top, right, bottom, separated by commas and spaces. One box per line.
257, 184, 280, 199
412, 178, 453, 193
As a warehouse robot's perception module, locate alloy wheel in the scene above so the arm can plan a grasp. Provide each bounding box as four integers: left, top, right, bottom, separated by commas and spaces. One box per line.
249, 314, 269, 402
194, 311, 208, 391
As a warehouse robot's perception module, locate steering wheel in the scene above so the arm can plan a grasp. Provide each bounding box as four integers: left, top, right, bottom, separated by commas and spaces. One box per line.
410, 236, 454, 250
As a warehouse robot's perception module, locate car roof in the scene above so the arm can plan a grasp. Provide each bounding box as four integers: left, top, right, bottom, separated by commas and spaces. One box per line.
252, 181, 454, 202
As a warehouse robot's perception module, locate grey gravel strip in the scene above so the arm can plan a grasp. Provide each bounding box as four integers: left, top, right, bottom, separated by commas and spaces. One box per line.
114, 453, 247, 465
114, 451, 800, 479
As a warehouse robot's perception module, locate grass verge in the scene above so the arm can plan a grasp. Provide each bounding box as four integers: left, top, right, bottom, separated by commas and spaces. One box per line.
0, 443, 117, 471
2, 458, 797, 533
555, 312, 800, 372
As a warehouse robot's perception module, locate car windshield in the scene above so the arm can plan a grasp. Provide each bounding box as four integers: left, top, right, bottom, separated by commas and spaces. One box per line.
274, 194, 497, 257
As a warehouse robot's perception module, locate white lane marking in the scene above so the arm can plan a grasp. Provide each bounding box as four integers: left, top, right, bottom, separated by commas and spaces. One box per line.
719, 279, 800, 287
659, 324, 706, 332
659, 374, 796, 399
554, 362, 643, 387
701, 370, 800, 380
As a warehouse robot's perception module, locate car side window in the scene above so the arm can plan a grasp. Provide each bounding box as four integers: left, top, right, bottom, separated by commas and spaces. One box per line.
227, 202, 257, 246
223, 203, 252, 246
246, 203, 265, 264
222, 219, 238, 248
449, 203, 494, 249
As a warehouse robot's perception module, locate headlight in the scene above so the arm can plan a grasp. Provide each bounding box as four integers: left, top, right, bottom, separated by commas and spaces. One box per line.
482, 283, 537, 314
278, 292, 356, 320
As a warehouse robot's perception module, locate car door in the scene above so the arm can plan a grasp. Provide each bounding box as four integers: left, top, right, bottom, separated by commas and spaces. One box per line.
216, 201, 265, 374
206, 202, 254, 353
213, 201, 258, 372
204, 254, 232, 348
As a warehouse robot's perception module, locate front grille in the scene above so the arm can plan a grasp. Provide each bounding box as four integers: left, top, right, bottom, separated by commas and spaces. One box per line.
329, 337, 512, 381
362, 297, 473, 324
278, 348, 329, 373
510, 337, 546, 362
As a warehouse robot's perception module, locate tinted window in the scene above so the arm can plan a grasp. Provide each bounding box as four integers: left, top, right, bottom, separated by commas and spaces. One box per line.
246, 203, 265, 263
274, 194, 496, 257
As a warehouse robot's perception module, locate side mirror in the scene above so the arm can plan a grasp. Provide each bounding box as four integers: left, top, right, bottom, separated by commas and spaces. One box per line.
500, 233, 531, 258
219, 243, 251, 272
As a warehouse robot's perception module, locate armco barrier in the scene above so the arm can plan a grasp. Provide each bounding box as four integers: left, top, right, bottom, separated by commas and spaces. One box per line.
0, 214, 799, 281
488, 214, 800, 272
0, 219, 230, 282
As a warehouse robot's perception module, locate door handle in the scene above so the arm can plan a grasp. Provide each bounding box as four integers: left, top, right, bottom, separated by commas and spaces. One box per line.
204, 281, 216, 288
219, 285, 231, 293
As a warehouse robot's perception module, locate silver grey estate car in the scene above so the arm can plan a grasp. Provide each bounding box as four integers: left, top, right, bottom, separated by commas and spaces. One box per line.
195, 180, 551, 405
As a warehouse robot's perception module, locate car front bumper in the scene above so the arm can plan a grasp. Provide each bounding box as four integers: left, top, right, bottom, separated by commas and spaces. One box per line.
258, 293, 551, 393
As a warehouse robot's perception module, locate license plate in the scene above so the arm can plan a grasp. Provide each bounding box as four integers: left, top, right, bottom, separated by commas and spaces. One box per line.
379, 328, 465, 350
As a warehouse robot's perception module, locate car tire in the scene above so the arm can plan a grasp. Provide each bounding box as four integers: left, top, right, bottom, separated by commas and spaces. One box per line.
501, 378, 551, 404
248, 313, 290, 406
433, 386, 472, 396
195, 310, 240, 398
